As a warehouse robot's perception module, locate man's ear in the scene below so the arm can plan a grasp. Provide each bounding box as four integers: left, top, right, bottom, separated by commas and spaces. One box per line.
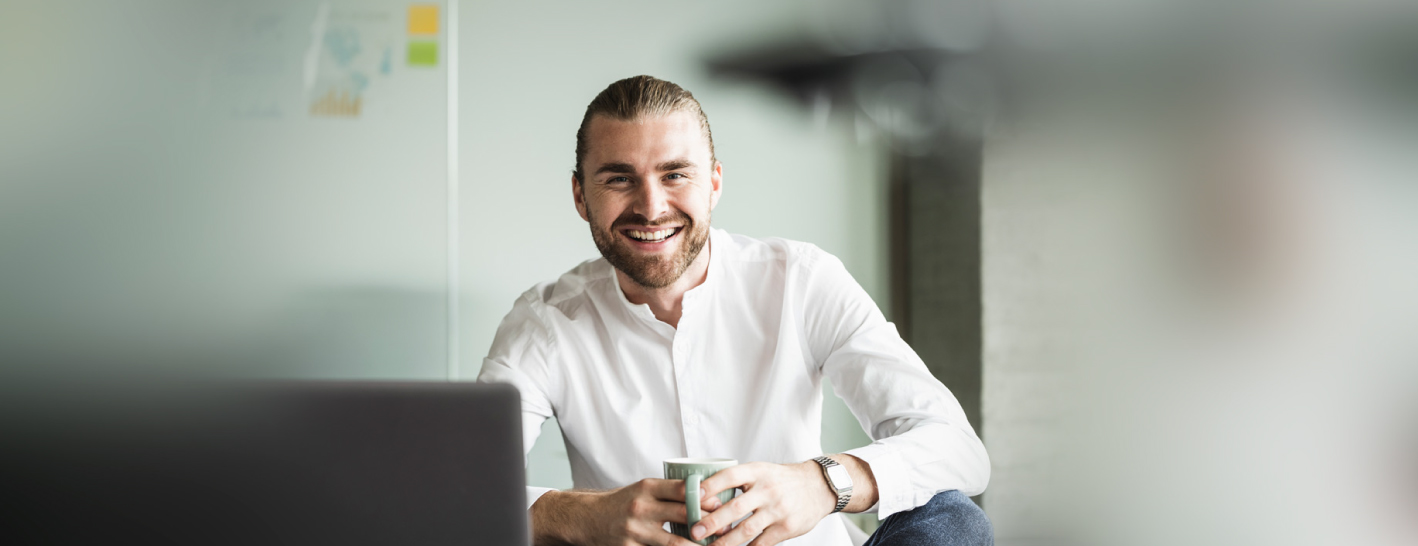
709, 161, 723, 211
572, 174, 590, 222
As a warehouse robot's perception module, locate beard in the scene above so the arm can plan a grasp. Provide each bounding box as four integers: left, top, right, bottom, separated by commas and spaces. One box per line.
587, 204, 710, 290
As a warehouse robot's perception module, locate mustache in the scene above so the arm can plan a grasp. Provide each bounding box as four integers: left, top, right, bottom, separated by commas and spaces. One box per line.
611, 210, 692, 229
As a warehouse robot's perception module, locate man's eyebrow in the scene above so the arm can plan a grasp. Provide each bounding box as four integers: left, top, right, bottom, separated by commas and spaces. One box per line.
657, 159, 695, 172
594, 162, 636, 175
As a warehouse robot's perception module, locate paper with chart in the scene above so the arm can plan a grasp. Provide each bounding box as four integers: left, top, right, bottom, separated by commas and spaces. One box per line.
304, 3, 396, 118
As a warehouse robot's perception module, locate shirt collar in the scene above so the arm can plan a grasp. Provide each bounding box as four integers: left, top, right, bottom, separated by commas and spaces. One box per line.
682, 228, 728, 308
606, 227, 728, 330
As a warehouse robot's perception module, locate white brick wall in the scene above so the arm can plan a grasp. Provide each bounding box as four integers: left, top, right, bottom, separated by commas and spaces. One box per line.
981, 116, 1172, 544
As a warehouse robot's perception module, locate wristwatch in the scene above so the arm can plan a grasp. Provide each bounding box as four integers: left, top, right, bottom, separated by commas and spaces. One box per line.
811, 455, 853, 513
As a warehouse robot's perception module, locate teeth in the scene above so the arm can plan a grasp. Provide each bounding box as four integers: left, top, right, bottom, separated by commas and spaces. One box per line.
627, 228, 675, 242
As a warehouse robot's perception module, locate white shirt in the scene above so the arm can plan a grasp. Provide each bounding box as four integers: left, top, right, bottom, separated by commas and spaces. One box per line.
477, 229, 989, 545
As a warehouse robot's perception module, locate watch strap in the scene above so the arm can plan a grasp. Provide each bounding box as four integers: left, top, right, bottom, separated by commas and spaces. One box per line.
812, 456, 852, 513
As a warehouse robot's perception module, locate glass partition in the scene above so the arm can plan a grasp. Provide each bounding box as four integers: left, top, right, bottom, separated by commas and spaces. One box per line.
0, 0, 456, 380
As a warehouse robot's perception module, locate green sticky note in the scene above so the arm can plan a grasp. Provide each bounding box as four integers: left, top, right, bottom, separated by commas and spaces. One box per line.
408, 41, 438, 66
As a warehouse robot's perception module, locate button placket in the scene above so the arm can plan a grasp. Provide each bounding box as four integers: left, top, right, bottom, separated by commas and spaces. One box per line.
673, 291, 704, 457
671, 334, 695, 456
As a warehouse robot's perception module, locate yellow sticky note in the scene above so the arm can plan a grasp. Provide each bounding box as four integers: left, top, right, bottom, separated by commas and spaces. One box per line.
408, 5, 439, 35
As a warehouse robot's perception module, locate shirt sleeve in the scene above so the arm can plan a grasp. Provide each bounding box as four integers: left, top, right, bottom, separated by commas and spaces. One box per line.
475, 288, 561, 511
797, 247, 991, 520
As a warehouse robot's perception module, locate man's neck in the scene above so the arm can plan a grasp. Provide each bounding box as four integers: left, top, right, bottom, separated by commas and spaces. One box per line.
616, 241, 712, 329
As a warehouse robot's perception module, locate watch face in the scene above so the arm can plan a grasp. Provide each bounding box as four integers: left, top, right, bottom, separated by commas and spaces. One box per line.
826, 465, 852, 489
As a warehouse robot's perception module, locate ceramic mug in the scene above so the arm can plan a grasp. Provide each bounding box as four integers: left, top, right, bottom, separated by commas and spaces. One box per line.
663, 457, 738, 545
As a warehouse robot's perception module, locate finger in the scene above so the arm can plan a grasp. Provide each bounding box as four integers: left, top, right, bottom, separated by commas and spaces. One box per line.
627, 496, 690, 524
707, 512, 772, 546
639, 478, 689, 501
702, 515, 734, 537
693, 514, 734, 537
646, 526, 699, 546
746, 524, 791, 546
693, 492, 762, 542
699, 462, 760, 498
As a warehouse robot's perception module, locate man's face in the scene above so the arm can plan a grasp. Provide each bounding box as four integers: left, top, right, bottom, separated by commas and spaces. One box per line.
574, 110, 722, 289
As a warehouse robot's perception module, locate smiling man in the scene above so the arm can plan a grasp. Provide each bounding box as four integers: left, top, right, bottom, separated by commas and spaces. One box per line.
477, 76, 992, 546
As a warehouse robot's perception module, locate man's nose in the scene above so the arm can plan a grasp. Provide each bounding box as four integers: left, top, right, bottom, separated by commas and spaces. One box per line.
631, 180, 671, 221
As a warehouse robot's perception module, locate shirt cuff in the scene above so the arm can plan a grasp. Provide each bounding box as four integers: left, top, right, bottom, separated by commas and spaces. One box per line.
526, 486, 556, 511
843, 443, 910, 520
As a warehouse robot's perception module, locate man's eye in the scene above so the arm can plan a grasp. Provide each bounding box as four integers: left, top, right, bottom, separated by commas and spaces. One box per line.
666, 173, 685, 180
608, 176, 630, 184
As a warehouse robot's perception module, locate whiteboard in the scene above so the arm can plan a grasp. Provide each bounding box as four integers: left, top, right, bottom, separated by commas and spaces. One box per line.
0, 0, 457, 380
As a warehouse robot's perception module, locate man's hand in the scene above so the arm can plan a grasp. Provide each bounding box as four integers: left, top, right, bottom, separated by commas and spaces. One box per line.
530, 479, 701, 546
689, 461, 838, 546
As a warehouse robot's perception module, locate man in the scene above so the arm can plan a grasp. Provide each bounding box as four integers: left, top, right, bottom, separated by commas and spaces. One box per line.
477, 76, 991, 546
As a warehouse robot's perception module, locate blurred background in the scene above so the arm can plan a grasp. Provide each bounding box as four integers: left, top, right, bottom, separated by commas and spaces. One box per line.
1, 0, 1415, 544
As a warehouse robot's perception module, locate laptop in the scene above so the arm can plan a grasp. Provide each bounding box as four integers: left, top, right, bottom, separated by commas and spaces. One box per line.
1, 381, 528, 545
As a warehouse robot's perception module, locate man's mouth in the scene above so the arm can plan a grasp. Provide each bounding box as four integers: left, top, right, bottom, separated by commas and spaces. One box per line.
621, 227, 682, 244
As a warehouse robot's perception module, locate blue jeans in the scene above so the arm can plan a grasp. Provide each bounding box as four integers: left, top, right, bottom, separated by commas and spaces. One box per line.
862, 490, 993, 546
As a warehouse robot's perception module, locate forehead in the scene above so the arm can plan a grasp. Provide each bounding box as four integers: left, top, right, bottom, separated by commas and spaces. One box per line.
583, 110, 711, 168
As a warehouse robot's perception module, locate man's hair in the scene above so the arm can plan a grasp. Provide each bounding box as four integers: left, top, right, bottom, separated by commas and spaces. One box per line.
573, 75, 716, 183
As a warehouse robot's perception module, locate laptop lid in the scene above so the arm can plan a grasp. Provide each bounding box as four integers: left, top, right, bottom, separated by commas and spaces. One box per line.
2, 381, 528, 546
